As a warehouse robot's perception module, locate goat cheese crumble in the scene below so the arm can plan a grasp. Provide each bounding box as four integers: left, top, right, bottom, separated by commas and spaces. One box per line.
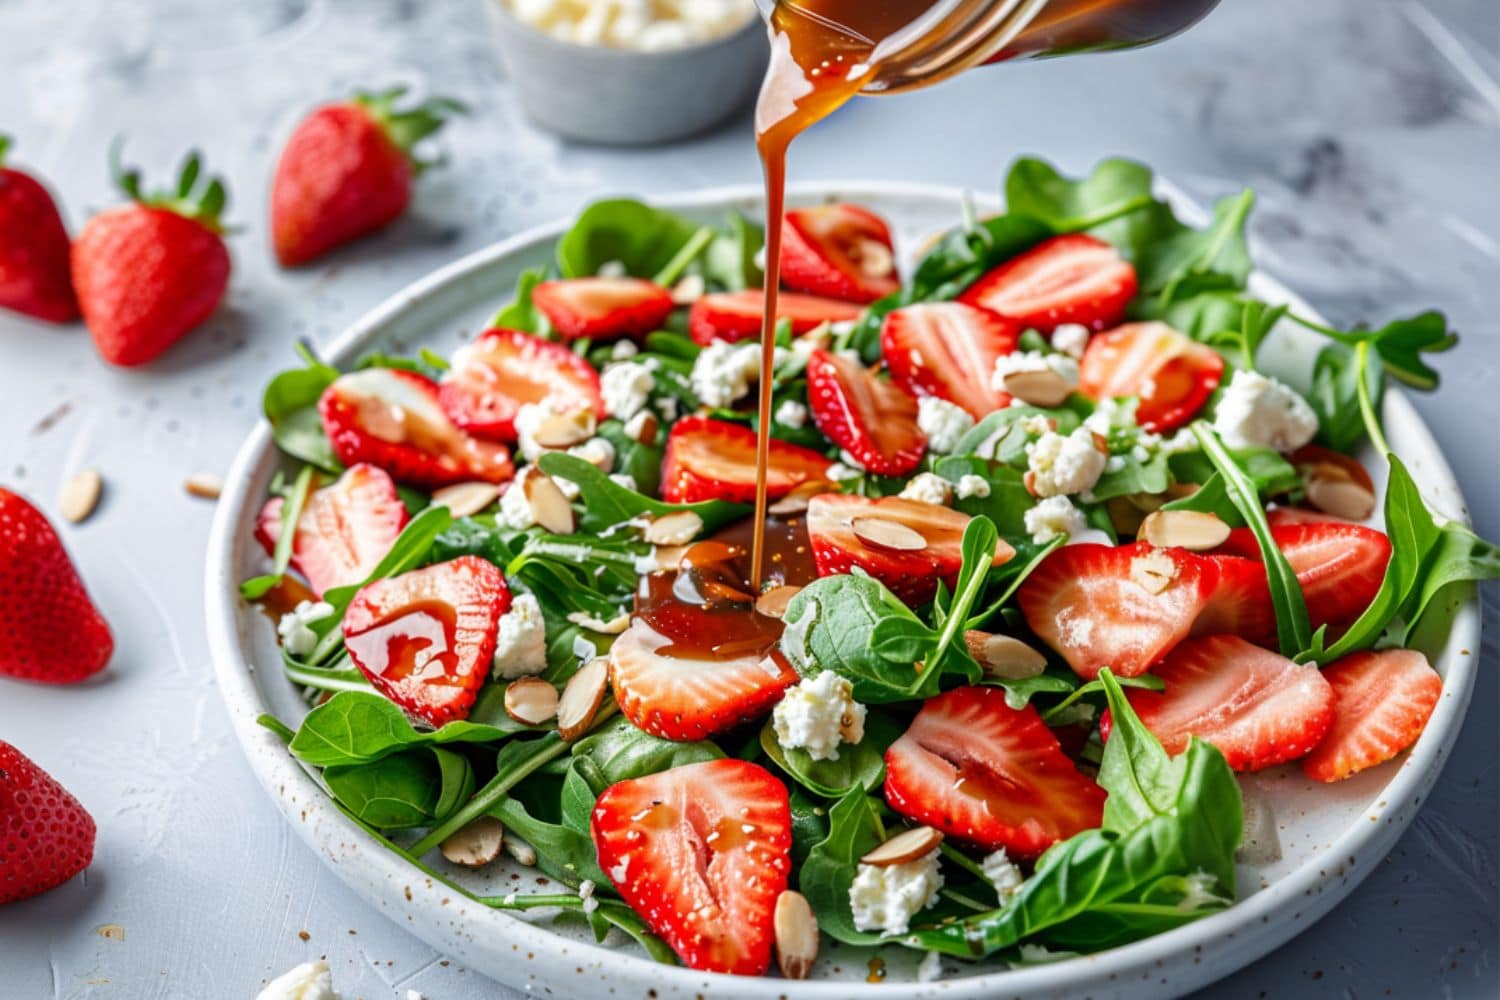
955, 474, 991, 500
1051, 323, 1090, 359
774, 398, 808, 429
916, 396, 975, 454
256, 960, 340, 1000
277, 600, 334, 658
1023, 495, 1089, 545
1025, 427, 1107, 497
690, 340, 761, 408
981, 847, 1025, 896
848, 847, 944, 936
514, 397, 597, 463
1211, 370, 1319, 453
772, 671, 866, 762
504, 0, 755, 51
898, 472, 953, 507
600, 360, 654, 420
991, 349, 1080, 390
493, 593, 548, 679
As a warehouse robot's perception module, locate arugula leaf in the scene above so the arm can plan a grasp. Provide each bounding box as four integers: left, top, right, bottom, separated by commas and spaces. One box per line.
491, 795, 610, 887
556, 199, 701, 279
923, 517, 1000, 677
798, 789, 887, 945
1135, 190, 1254, 305
700, 210, 764, 291
1003, 156, 1168, 252
759, 710, 901, 799
286, 691, 522, 767
1293, 310, 1456, 391
1163, 445, 1299, 527
263, 343, 341, 472
240, 465, 317, 599
1090, 450, 1170, 503
537, 452, 747, 532
595, 418, 664, 497
356, 349, 447, 380
491, 265, 550, 334
1306, 342, 1382, 453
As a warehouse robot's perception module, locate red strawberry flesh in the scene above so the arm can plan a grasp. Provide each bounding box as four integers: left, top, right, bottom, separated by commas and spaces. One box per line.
688, 289, 863, 345
531, 276, 673, 341
880, 301, 1018, 419
780, 203, 900, 303
805, 348, 926, 476
959, 233, 1137, 333
1303, 648, 1442, 782
660, 416, 831, 505
438, 327, 604, 440
1077, 321, 1224, 432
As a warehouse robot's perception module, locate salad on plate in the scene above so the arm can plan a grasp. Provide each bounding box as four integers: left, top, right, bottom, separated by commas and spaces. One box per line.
248, 156, 1499, 981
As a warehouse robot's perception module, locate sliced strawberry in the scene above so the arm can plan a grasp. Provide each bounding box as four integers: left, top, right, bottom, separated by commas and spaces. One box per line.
531, 276, 674, 341
343, 555, 509, 728
609, 617, 796, 740
1266, 505, 1360, 527
438, 327, 604, 440
687, 289, 863, 345
958, 233, 1137, 334
805, 493, 1014, 605
591, 758, 791, 974
254, 464, 410, 598
880, 301, 1018, 419
319, 368, 515, 488
780, 203, 900, 304
1017, 542, 1215, 679
884, 686, 1104, 858
805, 349, 925, 476
1078, 322, 1224, 432
1104, 634, 1335, 772
660, 416, 831, 504
1303, 649, 1442, 782
1194, 553, 1276, 645
1216, 522, 1391, 633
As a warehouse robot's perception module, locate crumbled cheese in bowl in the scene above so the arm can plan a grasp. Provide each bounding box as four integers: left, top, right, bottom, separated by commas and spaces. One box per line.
1025, 427, 1107, 498
504, 0, 757, 52
848, 847, 944, 936
493, 593, 549, 679
1212, 369, 1319, 453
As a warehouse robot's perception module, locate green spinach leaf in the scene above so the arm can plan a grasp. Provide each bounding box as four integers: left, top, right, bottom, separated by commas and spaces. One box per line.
263, 344, 341, 472
537, 452, 747, 532
287, 690, 521, 767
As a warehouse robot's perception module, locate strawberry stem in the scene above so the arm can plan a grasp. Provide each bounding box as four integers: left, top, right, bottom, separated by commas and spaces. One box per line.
0, 134, 11, 167
353, 84, 467, 175
109, 137, 231, 232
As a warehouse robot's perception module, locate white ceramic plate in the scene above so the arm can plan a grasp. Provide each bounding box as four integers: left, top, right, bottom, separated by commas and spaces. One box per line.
205, 182, 1482, 1000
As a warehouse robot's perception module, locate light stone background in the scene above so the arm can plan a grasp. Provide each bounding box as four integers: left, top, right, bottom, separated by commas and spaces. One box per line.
0, 0, 1496, 997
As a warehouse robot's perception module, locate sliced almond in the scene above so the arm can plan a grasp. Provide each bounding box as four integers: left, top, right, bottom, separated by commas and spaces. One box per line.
566, 610, 631, 635
1306, 475, 1375, 521
648, 543, 689, 572
431, 481, 501, 518
964, 630, 1047, 680
768, 481, 825, 516
852, 237, 894, 279
60, 468, 102, 523
643, 510, 703, 546
1138, 510, 1231, 551
773, 890, 819, 980
622, 410, 658, 446
851, 516, 926, 552
1130, 550, 1180, 594
183, 472, 223, 501
531, 407, 596, 449
754, 584, 802, 619
860, 825, 944, 867
503, 837, 537, 867
440, 815, 505, 868
670, 273, 705, 305
519, 467, 575, 535
557, 657, 609, 742
1001, 368, 1073, 408
504, 677, 559, 726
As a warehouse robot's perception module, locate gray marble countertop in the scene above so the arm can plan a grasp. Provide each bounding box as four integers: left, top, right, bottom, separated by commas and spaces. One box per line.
0, 0, 1495, 997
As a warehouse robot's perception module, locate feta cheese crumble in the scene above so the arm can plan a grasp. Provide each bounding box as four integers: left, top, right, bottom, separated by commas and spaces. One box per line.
991, 350, 1080, 391
1211, 370, 1319, 453
826, 462, 860, 482
578, 878, 599, 914
610, 338, 639, 361
774, 398, 808, 429
1025, 427, 1107, 498
256, 960, 340, 1000
1023, 495, 1089, 545
916, 950, 944, 983
1083, 397, 1138, 438
981, 848, 1025, 896
916, 396, 975, 454
848, 847, 944, 936
772, 671, 866, 762
609, 472, 638, 491
493, 593, 548, 679
690, 340, 761, 408
600, 360, 654, 420
898, 472, 952, 507
277, 600, 334, 658
503, 0, 755, 51
955, 474, 991, 500
1051, 323, 1090, 359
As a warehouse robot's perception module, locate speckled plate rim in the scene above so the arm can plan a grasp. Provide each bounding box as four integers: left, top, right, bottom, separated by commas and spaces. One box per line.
206, 180, 1482, 1000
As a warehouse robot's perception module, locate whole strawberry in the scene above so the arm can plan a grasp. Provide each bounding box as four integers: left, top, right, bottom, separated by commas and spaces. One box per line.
0, 741, 96, 904
271, 85, 465, 267
71, 144, 231, 366
0, 488, 113, 684
0, 135, 79, 323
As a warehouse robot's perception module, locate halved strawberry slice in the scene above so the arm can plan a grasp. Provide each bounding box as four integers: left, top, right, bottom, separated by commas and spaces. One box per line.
1266, 505, 1360, 527
880, 301, 1018, 419
884, 686, 1105, 858
1194, 553, 1276, 645
343, 555, 510, 728
531, 276, 674, 341
805, 493, 1014, 605
1303, 649, 1442, 782
319, 368, 515, 488
255, 463, 410, 597
1216, 522, 1391, 633
591, 758, 791, 975
1078, 322, 1224, 432
958, 233, 1137, 333
805, 349, 925, 476
1103, 634, 1335, 772
780, 203, 900, 304
687, 289, 863, 345
660, 415, 831, 504
1017, 542, 1216, 679
609, 617, 796, 740
438, 327, 604, 440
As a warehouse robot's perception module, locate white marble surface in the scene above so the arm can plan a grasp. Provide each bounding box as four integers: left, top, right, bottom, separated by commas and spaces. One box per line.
0, 0, 1495, 997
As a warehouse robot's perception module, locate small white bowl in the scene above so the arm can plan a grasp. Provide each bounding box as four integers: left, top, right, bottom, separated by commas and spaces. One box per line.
483, 1, 769, 145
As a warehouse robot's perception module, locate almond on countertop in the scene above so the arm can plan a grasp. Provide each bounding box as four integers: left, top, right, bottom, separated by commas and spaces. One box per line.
60, 468, 102, 523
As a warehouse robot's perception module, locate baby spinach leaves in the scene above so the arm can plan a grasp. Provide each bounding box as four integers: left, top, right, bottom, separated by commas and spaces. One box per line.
262, 343, 341, 472
491, 265, 550, 334
556, 199, 703, 280
537, 452, 747, 532
285, 691, 526, 767
240, 465, 317, 599
781, 573, 933, 703
798, 789, 888, 946
759, 710, 900, 799
324, 746, 474, 831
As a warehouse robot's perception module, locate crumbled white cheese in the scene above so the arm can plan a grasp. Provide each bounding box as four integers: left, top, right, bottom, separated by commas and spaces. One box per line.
601, 361, 654, 420
277, 600, 334, 658
1017, 943, 1070, 964
826, 463, 860, 482
622, 410, 657, 445
256, 960, 340, 1000
916, 396, 975, 454
1051, 323, 1090, 359
505, 0, 754, 51
955, 474, 991, 500
499, 479, 538, 530
610, 339, 639, 361
689, 340, 761, 408
774, 398, 808, 429
595, 259, 628, 278
772, 671, 866, 762
1018, 413, 1056, 437
1025, 428, 1107, 498
848, 848, 944, 936
493, 593, 548, 679
1212, 370, 1319, 453
898, 472, 953, 506
1176, 869, 1229, 911
578, 877, 599, 914
991, 350, 1080, 391
609, 473, 638, 492
916, 950, 944, 983
1083, 397, 1138, 438
568, 436, 616, 473
981, 848, 1025, 896
407, 991, 426, 1000
514, 397, 597, 463
1023, 495, 1089, 545
572, 633, 599, 662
